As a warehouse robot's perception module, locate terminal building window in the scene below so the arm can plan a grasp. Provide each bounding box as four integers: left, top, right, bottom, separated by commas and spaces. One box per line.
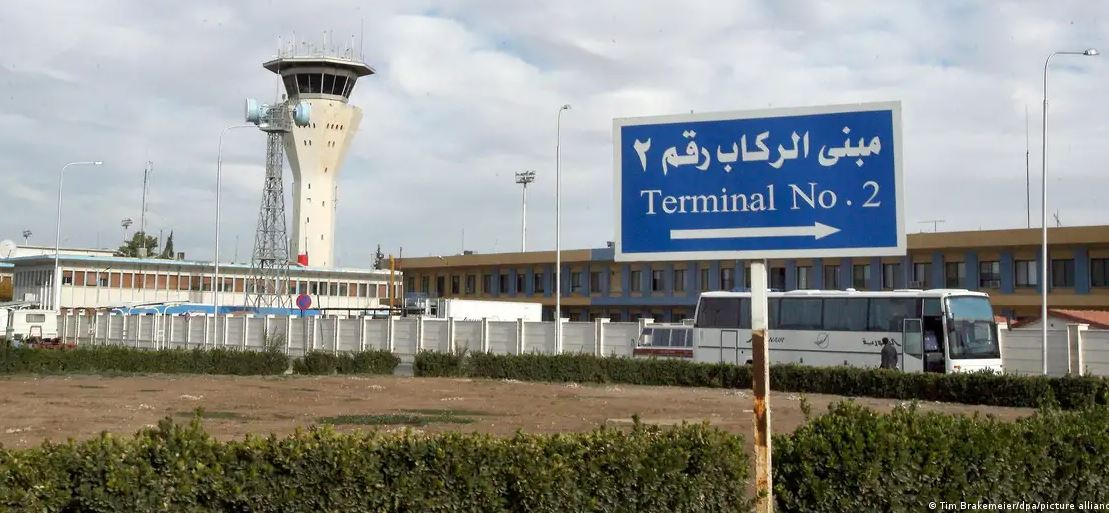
571, 272, 584, 294
483, 274, 493, 294
499, 273, 510, 294
451, 276, 460, 295
1052, 259, 1075, 288
673, 269, 685, 292
651, 270, 664, 292
945, 262, 966, 288
978, 261, 1000, 289
912, 262, 931, 288
1092, 258, 1109, 288
823, 265, 839, 290
769, 267, 786, 290
590, 271, 602, 293
881, 263, 899, 290
466, 275, 476, 295
630, 270, 642, 292
1015, 260, 1037, 288
719, 268, 735, 291
852, 264, 870, 289
700, 268, 710, 292
534, 273, 544, 294
795, 266, 811, 290
516, 273, 526, 294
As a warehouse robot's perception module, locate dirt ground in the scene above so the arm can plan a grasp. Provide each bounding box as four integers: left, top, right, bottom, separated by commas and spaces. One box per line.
0, 374, 1033, 449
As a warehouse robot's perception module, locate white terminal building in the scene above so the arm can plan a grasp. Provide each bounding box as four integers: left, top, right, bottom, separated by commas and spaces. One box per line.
265, 46, 374, 268
5, 254, 399, 313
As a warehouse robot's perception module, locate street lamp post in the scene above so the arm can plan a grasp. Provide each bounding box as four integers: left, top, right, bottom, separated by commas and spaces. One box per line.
515, 170, 536, 252
555, 104, 570, 350
214, 125, 253, 314
1040, 48, 1098, 375
54, 161, 103, 311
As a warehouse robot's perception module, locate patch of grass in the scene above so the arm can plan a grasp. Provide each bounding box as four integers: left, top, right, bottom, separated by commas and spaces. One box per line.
319, 412, 476, 426
400, 408, 493, 417
175, 410, 249, 420
72, 384, 106, 389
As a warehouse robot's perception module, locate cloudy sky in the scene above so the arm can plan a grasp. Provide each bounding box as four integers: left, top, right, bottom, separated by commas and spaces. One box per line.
1, 1, 1106, 267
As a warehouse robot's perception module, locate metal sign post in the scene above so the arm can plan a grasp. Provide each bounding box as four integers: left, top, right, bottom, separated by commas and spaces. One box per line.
612, 102, 905, 513
749, 260, 771, 510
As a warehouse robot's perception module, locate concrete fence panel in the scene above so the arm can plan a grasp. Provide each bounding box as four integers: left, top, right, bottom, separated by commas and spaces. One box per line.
487, 321, 517, 355
603, 322, 640, 358
454, 320, 483, 353
561, 322, 595, 355
423, 319, 450, 353
392, 318, 418, 356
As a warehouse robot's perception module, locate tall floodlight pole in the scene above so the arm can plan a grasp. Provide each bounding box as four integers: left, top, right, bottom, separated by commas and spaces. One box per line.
515, 170, 536, 252
1040, 48, 1098, 375
54, 161, 103, 311
555, 104, 570, 350
214, 124, 253, 313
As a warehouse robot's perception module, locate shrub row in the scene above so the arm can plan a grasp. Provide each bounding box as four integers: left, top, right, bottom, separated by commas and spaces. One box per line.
293, 350, 401, 375
0, 417, 751, 513
775, 402, 1109, 510
0, 345, 399, 376
414, 351, 1109, 409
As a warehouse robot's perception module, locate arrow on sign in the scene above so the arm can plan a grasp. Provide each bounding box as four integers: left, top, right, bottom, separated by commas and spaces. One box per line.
670, 222, 841, 241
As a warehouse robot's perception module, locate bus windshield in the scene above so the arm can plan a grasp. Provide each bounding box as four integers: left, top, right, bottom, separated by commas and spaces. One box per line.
946, 296, 1000, 359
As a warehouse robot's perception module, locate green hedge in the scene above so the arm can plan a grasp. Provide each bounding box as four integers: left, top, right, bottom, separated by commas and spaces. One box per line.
0, 346, 399, 376
0, 345, 289, 375
414, 351, 1109, 409
0, 417, 751, 513
774, 402, 1109, 511
413, 350, 465, 377
293, 350, 400, 375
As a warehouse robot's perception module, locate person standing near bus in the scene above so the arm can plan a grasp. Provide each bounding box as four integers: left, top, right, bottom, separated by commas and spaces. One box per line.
880, 338, 898, 370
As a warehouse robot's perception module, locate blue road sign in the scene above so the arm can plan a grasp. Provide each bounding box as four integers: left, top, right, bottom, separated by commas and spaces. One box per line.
614, 102, 904, 261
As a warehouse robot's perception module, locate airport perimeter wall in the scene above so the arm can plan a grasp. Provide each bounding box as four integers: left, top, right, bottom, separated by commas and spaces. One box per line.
54, 313, 1109, 377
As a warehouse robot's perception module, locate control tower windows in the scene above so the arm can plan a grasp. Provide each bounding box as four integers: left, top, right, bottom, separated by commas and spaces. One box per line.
332, 76, 347, 96
322, 74, 335, 95
308, 74, 322, 93
344, 77, 356, 97
283, 75, 298, 96
296, 74, 311, 94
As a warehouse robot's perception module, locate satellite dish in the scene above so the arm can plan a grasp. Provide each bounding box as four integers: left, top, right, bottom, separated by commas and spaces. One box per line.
292, 101, 311, 127
0, 240, 16, 259
244, 98, 262, 124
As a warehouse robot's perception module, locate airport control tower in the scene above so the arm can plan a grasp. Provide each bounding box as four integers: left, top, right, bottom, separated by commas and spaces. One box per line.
263, 43, 374, 268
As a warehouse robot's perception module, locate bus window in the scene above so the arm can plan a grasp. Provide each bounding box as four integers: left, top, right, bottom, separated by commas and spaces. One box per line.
823, 298, 868, 331
779, 298, 823, 330
768, 298, 780, 329
923, 298, 942, 317
672, 329, 689, 347
695, 297, 741, 328
869, 298, 920, 332
653, 329, 671, 347
739, 298, 751, 329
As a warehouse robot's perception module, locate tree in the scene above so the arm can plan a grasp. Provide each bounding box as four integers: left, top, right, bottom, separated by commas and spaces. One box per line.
116, 231, 159, 258
159, 231, 175, 259
373, 244, 385, 269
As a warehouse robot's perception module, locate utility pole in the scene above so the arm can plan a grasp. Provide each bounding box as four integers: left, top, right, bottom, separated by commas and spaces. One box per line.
1025, 106, 1031, 229
515, 170, 536, 252
139, 161, 152, 257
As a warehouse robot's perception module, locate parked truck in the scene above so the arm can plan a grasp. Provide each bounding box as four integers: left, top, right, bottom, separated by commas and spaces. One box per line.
419, 298, 542, 322
1, 307, 60, 346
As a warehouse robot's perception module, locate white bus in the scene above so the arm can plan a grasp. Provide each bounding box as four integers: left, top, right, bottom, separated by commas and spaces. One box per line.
692, 289, 1002, 374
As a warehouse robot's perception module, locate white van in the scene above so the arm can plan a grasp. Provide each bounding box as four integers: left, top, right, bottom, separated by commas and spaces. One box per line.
2, 308, 59, 344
